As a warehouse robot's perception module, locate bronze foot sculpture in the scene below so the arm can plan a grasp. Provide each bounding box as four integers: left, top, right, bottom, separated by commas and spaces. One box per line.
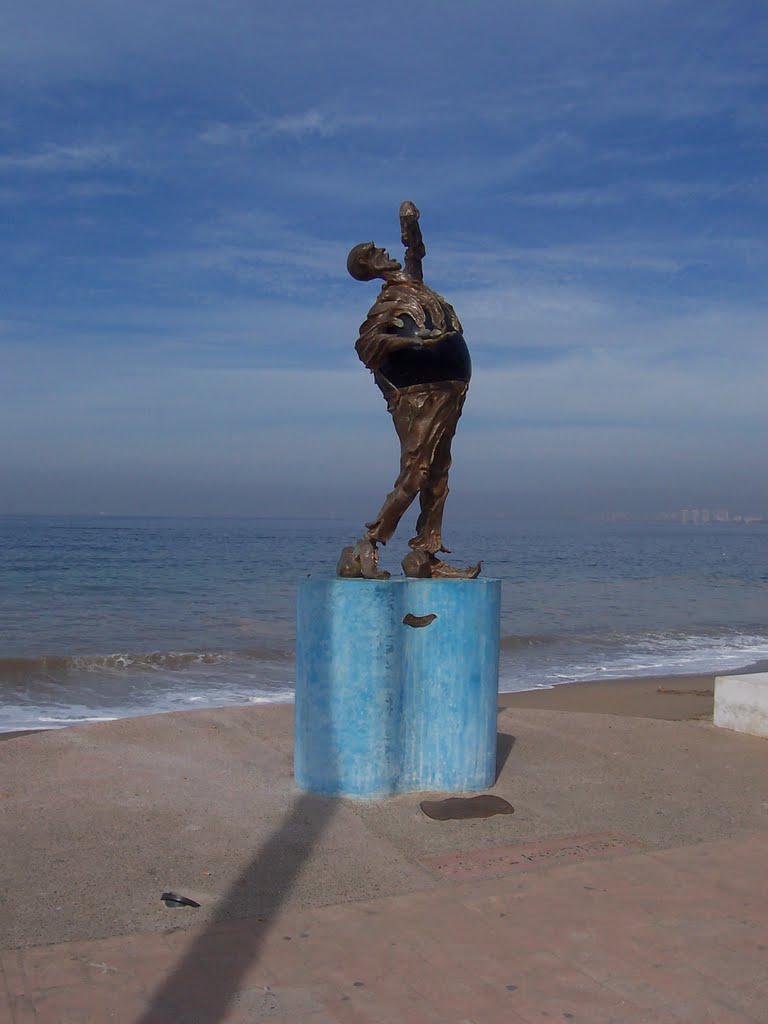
401, 550, 481, 579
336, 537, 391, 580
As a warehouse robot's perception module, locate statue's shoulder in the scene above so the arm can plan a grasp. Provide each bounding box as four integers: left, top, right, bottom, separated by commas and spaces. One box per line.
409, 280, 462, 334
379, 277, 444, 307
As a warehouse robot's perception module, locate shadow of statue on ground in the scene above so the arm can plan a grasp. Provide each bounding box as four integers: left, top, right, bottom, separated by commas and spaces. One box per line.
136, 791, 339, 1024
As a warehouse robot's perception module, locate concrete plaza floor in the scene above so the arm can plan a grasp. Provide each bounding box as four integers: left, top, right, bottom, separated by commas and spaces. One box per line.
2, 702, 767, 1022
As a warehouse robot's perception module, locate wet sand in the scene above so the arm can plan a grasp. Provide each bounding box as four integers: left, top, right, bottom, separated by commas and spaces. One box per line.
0, 728, 43, 742
499, 672, 715, 720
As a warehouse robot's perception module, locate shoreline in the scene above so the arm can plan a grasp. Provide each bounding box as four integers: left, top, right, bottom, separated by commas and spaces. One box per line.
0, 728, 44, 742
1, 668, 737, 741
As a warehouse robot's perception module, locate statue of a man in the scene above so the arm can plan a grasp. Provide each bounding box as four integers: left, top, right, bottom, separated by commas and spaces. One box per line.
338, 201, 480, 580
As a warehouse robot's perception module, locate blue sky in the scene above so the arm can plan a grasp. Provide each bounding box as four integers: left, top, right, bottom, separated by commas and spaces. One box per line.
1, 0, 766, 520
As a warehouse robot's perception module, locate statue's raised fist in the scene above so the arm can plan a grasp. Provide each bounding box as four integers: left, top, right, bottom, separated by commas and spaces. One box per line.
399, 200, 420, 220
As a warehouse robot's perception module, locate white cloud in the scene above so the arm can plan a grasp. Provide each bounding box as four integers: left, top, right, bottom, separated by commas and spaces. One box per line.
65, 180, 143, 198
506, 179, 768, 210
0, 141, 122, 173
200, 109, 375, 146
469, 345, 768, 428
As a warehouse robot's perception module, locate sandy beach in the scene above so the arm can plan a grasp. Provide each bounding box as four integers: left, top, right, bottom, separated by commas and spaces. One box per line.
499, 671, 716, 720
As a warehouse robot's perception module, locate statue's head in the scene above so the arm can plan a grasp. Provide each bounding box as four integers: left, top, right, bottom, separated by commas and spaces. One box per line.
347, 241, 402, 281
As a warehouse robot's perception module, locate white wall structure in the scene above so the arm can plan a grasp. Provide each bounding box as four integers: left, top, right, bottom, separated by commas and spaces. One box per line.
714, 673, 768, 738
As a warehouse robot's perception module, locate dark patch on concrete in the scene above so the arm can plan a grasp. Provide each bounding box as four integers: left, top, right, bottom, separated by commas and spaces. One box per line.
420, 794, 514, 820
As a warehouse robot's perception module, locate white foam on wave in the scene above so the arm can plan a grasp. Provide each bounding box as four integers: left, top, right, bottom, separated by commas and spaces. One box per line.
0, 669, 298, 729
246, 688, 294, 705
499, 629, 768, 692
36, 715, 119, 724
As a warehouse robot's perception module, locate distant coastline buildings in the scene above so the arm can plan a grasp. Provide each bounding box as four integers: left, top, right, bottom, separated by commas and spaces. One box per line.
600, 509, 767, 525
663, 508, 766, 525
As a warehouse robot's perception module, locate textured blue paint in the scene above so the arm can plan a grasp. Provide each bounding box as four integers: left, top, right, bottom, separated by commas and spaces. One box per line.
295, 578, 500, 797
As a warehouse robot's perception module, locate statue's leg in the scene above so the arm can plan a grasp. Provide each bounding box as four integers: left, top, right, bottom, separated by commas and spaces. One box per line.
410, 431, 454, 554
409, 385, 467, 554
365, 389, 431, 546
338, 388, 430, 580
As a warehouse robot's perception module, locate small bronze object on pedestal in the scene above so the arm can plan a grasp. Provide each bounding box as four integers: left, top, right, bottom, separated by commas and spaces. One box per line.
337, 201, 481, 580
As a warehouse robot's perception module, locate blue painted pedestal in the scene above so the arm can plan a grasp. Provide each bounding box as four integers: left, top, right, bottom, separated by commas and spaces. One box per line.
295, 577, 501, 797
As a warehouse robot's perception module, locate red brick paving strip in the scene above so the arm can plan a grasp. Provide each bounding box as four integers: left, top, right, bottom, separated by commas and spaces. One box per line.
421, 831, 645, 880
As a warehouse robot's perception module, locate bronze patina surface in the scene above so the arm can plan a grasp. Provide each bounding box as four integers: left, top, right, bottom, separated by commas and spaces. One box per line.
402, 612, 438, 629
337, 202, 481, 580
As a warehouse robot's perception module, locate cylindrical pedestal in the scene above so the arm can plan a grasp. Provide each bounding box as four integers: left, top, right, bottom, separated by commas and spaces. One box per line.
295, 577, 500, 797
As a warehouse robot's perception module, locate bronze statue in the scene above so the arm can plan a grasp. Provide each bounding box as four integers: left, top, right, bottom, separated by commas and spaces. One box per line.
338, 201, 481, 580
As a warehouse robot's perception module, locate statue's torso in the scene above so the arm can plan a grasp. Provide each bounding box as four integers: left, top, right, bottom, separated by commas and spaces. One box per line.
375, 308, 471, 392
356, 278, 471, 392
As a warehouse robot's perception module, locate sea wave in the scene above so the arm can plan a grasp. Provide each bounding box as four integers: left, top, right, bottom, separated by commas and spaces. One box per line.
500, 634, 559, 650
498, 627, 768, 692
0, 647, 290, 679
500, 624, 768, 654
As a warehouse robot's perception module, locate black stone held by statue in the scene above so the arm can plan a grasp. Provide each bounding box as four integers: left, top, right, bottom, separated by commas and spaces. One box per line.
161, 892, 201, 908
420, 795, 514, 820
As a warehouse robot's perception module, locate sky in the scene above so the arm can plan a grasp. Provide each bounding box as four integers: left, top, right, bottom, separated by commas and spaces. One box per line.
1, 0, 767, 521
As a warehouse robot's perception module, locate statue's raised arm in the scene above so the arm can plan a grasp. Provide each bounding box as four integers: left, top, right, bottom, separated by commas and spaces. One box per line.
400, 200, 425, 282
348, 200, 461, 373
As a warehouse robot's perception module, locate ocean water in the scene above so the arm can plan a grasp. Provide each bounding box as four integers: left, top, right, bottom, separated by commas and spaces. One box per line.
1, 514, 767, 732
